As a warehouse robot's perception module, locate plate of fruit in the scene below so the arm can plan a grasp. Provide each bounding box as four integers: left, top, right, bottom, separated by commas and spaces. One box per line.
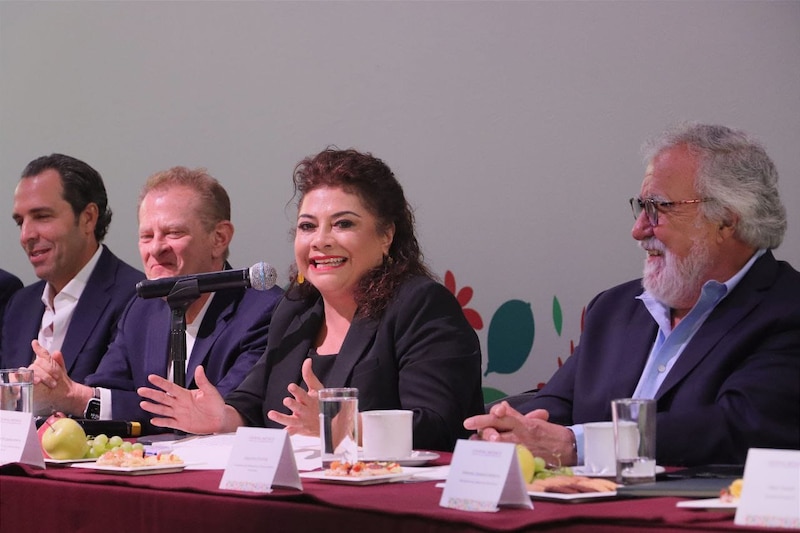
515, 445, 619, 501
39, 413, 152, 467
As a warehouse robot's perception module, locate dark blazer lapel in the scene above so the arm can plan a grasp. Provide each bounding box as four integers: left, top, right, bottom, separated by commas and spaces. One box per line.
186, 290, 238, 386
655, 252, 777, 400
267, 304, 322, 392
325, 314, 379, 388
616, 307, 659, 397
60, 247, 114, 373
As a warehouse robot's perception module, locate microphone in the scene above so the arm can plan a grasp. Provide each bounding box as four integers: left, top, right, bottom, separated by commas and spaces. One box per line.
135, 262, 277, 299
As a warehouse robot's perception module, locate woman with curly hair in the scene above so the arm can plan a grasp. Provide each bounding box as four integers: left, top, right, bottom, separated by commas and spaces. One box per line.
139, 148, 484, 451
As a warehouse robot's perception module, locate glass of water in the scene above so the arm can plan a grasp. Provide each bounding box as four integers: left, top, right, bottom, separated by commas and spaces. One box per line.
0, 368, 34, 413
612, 398, 656, 484
318, 387, 359, 469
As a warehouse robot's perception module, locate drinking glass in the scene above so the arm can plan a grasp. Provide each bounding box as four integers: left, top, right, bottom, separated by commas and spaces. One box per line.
612, 398, 656, 484
318, 388, 359, 469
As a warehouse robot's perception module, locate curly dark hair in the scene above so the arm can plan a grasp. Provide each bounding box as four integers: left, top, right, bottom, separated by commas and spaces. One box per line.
21, 153, 112, 242
288, 148, 433, 319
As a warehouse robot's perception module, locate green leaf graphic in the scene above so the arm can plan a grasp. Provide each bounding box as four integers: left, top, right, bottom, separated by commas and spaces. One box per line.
552, 296, 563, 336
482, 387, 509, 404
485, 299, 534, 376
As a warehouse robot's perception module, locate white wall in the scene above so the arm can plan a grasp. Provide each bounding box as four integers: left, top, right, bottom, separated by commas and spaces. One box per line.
2, 1, 798, 398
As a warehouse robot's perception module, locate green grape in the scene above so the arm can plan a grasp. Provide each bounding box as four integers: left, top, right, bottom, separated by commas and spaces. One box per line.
94, 434, 109, 447
132, 442, 145, 451
86, 446, 104, 459
533, 456, 546, 473
108, 435, 124, 448
531, 461, 574, 480
121, 441, 133, 452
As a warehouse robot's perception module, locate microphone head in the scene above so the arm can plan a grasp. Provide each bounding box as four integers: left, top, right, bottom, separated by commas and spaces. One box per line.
249, 262, 278, 291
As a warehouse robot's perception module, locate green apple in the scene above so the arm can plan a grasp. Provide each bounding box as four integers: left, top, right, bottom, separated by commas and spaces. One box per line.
41, 417, 89, 460
516, 444, 536, 483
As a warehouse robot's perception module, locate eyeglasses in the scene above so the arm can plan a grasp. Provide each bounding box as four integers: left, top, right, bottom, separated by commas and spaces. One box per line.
629, 197, 711, 226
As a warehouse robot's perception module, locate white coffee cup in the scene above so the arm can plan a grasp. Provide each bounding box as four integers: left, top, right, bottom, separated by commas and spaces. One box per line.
583, 421, 639, 475
361, 409, 413, 460
583, 421, 617, 475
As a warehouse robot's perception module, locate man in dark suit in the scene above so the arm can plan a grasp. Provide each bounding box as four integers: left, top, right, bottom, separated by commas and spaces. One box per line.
1, 154, 144, 382
0, 269, 23, 340
30, 166, 282, 433
465, 123, 800, 467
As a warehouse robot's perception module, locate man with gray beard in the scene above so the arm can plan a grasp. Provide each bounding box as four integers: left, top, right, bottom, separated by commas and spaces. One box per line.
465, 122, 800, 467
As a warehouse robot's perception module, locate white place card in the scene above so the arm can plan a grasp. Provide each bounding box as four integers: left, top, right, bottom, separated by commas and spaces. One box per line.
0, 411, 45, 468
439, 439, 533, 512
735, 448, 800, 529
218, 427, 303, 493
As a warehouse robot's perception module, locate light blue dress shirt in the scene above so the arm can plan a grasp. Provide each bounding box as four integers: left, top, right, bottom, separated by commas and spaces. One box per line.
570, 249, 766, 464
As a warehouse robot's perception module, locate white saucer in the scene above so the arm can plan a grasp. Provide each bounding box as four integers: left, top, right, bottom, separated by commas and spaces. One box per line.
359, 450, 440, 466
676, 497, 737, 510
572, 465, 665, 478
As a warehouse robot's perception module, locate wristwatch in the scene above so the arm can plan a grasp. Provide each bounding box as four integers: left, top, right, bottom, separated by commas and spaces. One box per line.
84, 388, 101, 420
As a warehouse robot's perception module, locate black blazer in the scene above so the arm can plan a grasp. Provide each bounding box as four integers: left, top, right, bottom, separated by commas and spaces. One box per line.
226, 275, 485, 451
507, 251, 800, 466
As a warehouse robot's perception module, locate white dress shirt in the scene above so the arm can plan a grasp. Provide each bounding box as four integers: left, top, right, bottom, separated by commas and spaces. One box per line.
38, 246, 103, 354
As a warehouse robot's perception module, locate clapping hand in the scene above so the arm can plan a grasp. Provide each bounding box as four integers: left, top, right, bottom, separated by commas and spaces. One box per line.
28, 340, 82, 416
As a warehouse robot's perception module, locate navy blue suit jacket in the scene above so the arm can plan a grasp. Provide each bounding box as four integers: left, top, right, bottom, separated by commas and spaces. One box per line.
86, 284, 283, 434
0, 269, 23, 348
0, 247, 144, 382
226, 276, 484, 451
505, 251, 800, 466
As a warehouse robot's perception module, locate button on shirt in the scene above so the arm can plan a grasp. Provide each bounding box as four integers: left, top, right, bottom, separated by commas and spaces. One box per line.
38, 246, 103, 354
571, 249, 766, 463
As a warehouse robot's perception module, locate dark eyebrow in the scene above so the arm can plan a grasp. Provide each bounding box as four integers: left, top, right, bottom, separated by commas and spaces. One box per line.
332, 211, 361, 218
297, 210, 361, 220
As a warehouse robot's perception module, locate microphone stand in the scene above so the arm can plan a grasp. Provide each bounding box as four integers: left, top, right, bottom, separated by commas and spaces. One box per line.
166, 279, 201, 389
163, 279, 201, 438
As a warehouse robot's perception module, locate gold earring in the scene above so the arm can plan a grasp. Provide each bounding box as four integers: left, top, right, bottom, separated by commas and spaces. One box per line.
297, 272, 304, 284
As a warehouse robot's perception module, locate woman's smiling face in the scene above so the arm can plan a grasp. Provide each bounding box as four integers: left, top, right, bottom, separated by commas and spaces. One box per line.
295, 186, 394, 302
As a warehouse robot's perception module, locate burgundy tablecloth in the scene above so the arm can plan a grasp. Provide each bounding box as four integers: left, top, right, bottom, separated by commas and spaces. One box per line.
0, 462, 758, 533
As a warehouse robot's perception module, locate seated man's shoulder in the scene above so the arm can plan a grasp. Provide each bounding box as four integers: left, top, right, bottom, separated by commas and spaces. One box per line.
116, 260, 146, 284
6, 280, 46, 306
0, 270, 23, 291
101, 250, 145, 286
774, 259, 800, 289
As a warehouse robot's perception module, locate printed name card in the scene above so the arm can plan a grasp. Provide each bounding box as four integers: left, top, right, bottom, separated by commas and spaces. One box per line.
0, 411, 44, 468
439, 439, 532, 512
219, 427, 302, 493
735, 448, 800, 529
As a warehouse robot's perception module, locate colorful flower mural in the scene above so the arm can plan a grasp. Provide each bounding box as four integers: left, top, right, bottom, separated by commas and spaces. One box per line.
444, 270, 584, 404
